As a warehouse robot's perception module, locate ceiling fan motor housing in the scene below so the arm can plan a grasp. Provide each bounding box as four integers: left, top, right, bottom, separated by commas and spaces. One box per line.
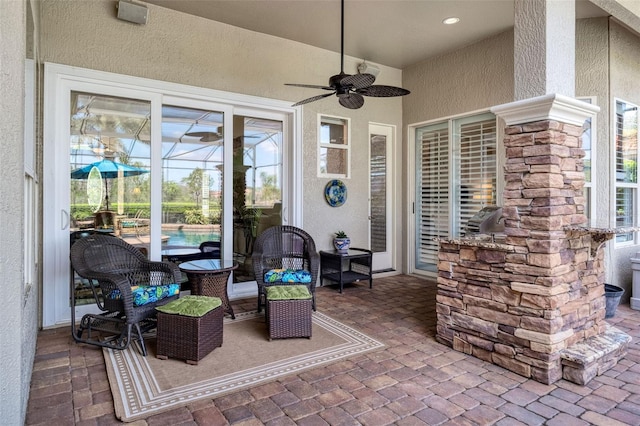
357, 62, 380, 77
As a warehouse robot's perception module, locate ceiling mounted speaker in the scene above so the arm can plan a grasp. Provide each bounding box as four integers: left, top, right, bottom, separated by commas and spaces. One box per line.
117, 1, 148, 25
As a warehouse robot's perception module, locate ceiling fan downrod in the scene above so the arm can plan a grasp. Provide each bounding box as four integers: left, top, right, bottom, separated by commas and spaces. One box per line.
284, 0, 410, 109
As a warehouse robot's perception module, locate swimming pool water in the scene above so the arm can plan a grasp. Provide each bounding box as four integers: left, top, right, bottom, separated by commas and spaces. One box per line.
163, 229, 220, 247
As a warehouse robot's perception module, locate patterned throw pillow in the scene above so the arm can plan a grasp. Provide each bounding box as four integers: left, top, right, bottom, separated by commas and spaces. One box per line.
264, 268, 312, 283
108, 284, 180, 306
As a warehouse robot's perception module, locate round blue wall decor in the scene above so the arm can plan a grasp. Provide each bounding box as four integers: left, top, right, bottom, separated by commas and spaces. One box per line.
325, 179, 347, 207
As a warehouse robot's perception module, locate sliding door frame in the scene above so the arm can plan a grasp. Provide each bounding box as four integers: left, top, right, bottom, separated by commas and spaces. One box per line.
43, 63, 301, 327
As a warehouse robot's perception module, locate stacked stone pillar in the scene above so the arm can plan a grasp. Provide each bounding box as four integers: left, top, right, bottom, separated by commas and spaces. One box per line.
436, 94, 630, 385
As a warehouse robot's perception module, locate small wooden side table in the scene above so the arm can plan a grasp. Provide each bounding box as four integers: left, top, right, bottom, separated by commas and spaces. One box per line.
319, 248, 373, 293
179, 259, 238, 319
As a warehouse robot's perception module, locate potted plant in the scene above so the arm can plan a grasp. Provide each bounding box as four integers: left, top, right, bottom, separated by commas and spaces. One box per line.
333, 230, 351, 252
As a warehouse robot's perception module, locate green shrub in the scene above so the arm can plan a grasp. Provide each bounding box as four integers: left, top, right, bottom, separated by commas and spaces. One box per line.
183, 209, 209, 225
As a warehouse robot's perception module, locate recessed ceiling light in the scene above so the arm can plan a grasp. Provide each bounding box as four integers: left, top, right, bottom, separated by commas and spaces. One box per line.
443, 17, 460, 25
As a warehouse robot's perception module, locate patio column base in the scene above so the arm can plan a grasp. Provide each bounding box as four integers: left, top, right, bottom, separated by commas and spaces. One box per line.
560, 324, 631, 385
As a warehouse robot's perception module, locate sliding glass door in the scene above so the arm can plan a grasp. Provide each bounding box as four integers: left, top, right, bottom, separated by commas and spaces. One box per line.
43, 64, 296, 327
69, 92, 153, 306
414, 113, 497, 274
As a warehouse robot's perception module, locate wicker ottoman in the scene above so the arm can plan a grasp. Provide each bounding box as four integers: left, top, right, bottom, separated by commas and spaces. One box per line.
265, 285, 312, 340
156, 295, 223, 365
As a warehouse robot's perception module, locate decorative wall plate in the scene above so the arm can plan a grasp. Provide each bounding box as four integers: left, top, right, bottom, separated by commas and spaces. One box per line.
325, 179, 347, 207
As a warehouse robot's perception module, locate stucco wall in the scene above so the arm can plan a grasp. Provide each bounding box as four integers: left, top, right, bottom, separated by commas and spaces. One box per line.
403, 30, 514, 126
38, 0, 403, 258
576, 18, 611, 230
0, 0, 31, 424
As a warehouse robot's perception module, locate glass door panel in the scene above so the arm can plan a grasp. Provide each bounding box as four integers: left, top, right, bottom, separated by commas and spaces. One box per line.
415, 122, 449, 273
70, 92, 151, 306
232, 115, 283, 282
414, 113, 496, 274
369, 124, 394, 271
161, 106, 224, 253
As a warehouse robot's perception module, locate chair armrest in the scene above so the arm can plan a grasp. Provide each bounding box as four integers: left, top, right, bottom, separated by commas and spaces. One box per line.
252, 248, 267, 286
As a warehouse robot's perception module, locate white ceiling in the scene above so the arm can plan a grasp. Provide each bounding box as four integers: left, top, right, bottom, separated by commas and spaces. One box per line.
144, 0, 608, 69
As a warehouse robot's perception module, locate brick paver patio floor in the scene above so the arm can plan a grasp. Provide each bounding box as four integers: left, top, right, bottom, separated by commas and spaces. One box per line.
26, 275, 640, 425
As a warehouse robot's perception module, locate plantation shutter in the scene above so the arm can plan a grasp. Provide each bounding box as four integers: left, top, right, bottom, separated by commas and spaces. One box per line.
416, 123, 449, 271
456, 114, 497, 235
415, 112, 497, 273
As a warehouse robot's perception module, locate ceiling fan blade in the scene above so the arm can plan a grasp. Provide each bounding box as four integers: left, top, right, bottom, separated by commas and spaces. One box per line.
285, 83, 334, 91
356, 85, 411, 97
292, 92, 336, 107
185, 131, 216, 137
185, 131, 222, 142
340, 73, 376, 89
338, 93, 365, 109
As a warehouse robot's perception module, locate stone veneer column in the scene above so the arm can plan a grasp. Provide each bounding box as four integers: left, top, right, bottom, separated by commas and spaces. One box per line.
497, 97, 600, 383
435, 94, 623, 385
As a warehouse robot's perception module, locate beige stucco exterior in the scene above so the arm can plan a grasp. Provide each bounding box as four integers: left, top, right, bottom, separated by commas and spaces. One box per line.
4, 0, 640, 422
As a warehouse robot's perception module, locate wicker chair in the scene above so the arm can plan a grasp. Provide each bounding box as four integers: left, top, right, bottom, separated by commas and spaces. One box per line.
70, 234, 182, 356
252, 225, 319, 312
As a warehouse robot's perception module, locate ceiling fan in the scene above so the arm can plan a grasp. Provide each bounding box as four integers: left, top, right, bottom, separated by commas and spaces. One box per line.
285, 0, 410, 109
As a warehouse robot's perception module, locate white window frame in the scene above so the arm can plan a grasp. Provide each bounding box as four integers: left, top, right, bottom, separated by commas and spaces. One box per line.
613, 97, 638, 246
578, 96, 596, 226
24, 58, 37, 305
317, 114, 350, 178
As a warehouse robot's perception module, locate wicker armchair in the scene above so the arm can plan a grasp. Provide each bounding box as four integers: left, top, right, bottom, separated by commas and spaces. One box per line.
70, 234, 182, 356
252, 226, 319, 312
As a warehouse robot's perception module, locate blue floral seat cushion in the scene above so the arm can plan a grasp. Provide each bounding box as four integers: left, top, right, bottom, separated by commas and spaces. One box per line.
264, 268, 312, 284
108, 284, 180, 306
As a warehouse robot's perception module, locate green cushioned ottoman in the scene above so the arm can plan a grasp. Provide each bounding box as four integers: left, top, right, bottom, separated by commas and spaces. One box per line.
155, 295, 223, 364
265, 285, 312, 340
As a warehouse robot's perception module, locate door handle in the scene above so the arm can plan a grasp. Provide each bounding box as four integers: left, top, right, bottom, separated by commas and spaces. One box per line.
61, 209, 69, 230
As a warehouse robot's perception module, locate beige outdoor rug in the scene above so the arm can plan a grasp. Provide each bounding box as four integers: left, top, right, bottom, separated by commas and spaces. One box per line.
103, 311, 385, 422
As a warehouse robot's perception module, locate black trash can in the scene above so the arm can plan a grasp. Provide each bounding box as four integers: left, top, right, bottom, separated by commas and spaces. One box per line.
604, 284, 625, 319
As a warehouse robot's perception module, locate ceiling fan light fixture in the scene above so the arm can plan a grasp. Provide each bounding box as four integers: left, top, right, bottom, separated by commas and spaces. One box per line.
357, 61, 380, 78
443, 17, 460, 25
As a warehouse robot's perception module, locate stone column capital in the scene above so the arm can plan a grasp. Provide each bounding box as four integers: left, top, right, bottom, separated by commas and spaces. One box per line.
491, 93, 600, 127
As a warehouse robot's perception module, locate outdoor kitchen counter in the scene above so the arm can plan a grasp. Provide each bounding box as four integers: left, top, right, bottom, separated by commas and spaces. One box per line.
564, 225, 640, 257
437, 226, 640, 254
434, 235, 515, 251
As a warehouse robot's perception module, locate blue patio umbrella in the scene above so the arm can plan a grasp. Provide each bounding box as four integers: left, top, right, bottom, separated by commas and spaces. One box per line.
71, 159, 149, 211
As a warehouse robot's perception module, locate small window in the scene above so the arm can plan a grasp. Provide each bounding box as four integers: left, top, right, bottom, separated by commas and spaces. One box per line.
318, 115, 350, 177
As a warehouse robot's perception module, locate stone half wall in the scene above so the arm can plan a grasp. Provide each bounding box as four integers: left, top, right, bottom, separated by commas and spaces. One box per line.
436, 120, 630, 385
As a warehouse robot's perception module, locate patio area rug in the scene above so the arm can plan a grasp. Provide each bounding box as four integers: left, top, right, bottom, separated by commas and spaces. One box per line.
103, 311, 385, 422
